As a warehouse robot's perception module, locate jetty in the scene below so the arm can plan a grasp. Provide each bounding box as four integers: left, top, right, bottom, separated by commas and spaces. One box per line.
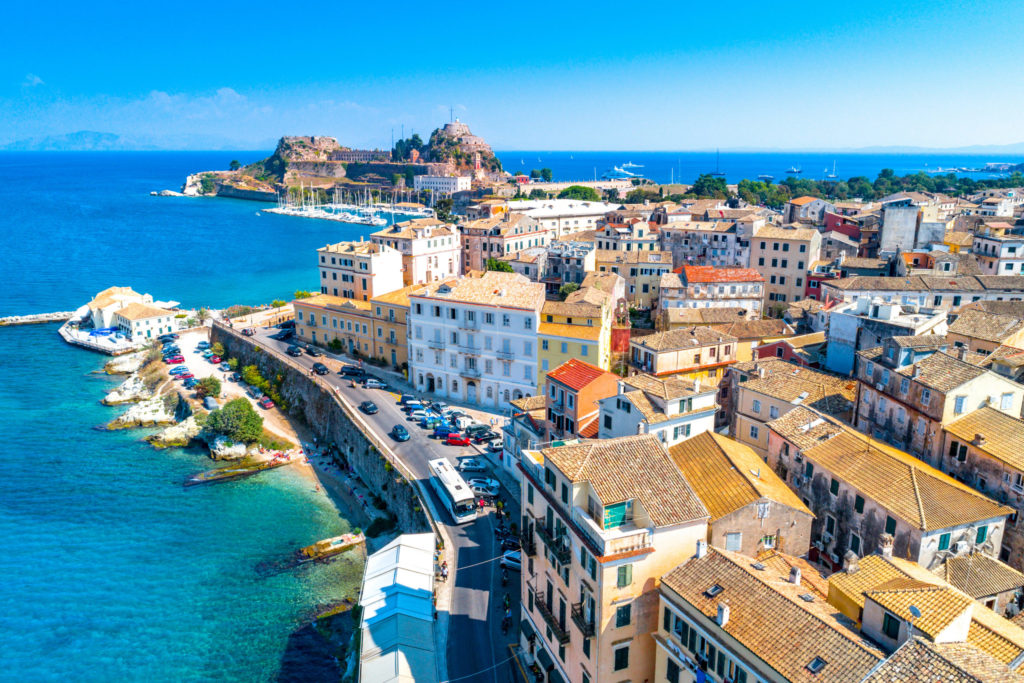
184, 453, 297, 487
0, 311, 74, 326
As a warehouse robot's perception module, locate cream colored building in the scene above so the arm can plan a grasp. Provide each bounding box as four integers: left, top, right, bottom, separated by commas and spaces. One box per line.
518, 435, 709, 683
750, 225, 822, 306
460, 212, 551, 273
112, 302, 178, 340
370, 218, 461, 286
318, 240, 404, 301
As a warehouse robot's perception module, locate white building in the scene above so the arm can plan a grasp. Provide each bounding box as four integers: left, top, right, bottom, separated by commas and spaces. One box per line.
407, 271, 545, 408
468, 199, 619, 238
412, 174, 471, 195
112, 303, 179, 340
371, 218, 461, 286
597, 374, 718, 447
318, 240, 404, 301
86, 286, 161, 329
973, 230, 1024, 275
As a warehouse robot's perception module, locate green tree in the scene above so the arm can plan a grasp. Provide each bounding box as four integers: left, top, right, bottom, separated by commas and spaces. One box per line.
485, 257, 514, 272
540, 168, 553, 182
195, 308, 210, 326
688, 174, 730, 199
604, 188, 619, 201
241, 365, 266, 389
229, 160, 241, 171
294, 290, 313, 299
271, 299, 287, 308
529, 169, 541, 179
211, 341, 225, 357
528, 189, 548, 199
558, 185, 601, 201
435, 197, 454, 222
228, 357, 239, 370
206, 398, 264, 444
195, 376, 222, 399
558, 283, 580, 300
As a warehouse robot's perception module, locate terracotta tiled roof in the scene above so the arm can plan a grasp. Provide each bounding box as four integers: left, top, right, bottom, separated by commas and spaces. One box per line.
88, 286, 142, 311
594, 249, 673, 265
295, 294, 373, 312
371, 283, 424, 308
949, 310, 1024, 344
984, 345, 1024, 369
768, 406, 847, 451
665, 307, 749, 325
893, 351, 988, 393
940, 553, 1024, 600
539, 434, 708, 527
542, 298, 602, 318
620, 373, 711, 401
944, 407, 1024, 471
371, 218, 451, 240
511, 395, 546, 412
319, 240, 389, 256
668, 432, 812, 522
867, 580, 974, 638
409, 271, 545, 311
631, 325, 737, 352
800, 429, 1012, 531
662, 548, 883, 682
681, 265, 765, 284
789, 196, 821, 206
113, 302, 172, 321
865, 638, 1024, 682
545, 358, 615, 392
961, 300, 1024, 318
755, 225, 820, 241
741, 365, 856, 416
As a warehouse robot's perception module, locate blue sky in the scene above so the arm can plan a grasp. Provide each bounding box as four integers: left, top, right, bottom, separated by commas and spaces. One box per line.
3, 1, 1023, 150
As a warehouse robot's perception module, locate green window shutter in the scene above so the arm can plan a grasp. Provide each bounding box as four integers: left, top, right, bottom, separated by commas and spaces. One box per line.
938, 533, 950, 551
604, 501, 630, 529
977, 526, 988, 544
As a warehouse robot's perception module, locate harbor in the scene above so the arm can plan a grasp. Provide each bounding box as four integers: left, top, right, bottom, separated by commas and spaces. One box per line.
262, 184, 435, 225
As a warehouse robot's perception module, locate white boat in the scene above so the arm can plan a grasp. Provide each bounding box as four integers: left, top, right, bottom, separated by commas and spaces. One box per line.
622, 161, 644, 168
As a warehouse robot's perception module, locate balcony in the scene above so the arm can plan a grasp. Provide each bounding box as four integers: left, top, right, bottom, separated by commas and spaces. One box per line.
535, 521, 572, 565
571, 602, 596, 638
427, 338, 445, 350
458, 344, 481, 355
460, 367, 482, 379
496, 349, 516, 361
520, 528, 537, 557
458, 318, 480, 330
571, 506, 652, 558
530, 588, 570, 644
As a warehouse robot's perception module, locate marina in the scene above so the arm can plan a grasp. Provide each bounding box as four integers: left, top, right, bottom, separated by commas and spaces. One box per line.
262, 184, 434, 225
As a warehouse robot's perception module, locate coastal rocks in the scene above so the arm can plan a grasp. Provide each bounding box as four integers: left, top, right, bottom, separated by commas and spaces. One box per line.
0, 311, 74, 326
150, 189, 187, 197
108, 396, 176, 430
147, 415, 203, 449
104, 352, 145, 375
102, 374, 152, 405
207, 435, 261, 460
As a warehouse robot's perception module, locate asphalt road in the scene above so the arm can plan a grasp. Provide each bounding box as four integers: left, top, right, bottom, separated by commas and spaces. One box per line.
246, 326, 521, 683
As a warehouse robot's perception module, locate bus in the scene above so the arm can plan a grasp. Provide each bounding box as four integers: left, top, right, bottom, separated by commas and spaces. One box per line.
428, 458, 478, 525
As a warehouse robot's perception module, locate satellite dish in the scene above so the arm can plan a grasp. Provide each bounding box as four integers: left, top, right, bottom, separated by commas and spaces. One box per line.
909, 606, 922, 619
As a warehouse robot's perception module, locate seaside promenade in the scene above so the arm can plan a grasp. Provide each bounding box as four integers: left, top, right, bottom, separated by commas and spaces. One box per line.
215, 321, 521, 683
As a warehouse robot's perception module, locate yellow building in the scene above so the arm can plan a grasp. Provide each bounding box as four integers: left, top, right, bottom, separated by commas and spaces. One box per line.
537, 286, 614, 389
944, 230, 975, 254
594, 249, 673, 309
293, 295, 374, 355
629, 326, 738, 382
369, 284, 421, 369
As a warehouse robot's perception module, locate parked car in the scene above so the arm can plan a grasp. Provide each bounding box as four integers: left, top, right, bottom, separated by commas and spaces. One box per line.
201, 350, 214, 358
203, 397, 220, 411
218, 363, 231, 372
364, 378, 386, 390
402, 401, 424, 414
271, 330, 293, 341
183, 378, 199, 389
419, 414, 444, 429
485, 438, 503, 453
468, 477, 500, 491
258, 396, 275, 409
279, 320, 296, 329
286, 345, 303, 357
161, 345, 180, 354
407, 409, 428, 421
241, 328, 255, 337
359, 401, 378, 415
312, 362, 329, 375
230, 372, 242, 382
471, 430, 499, 444
169, 367, 190, 376
209, 355, 222, 364
165, 356, 185, 365
432, 423, 457, 439
176, 372, 194, 380
429, 402, 449, 414
457, 457, 487, 472
197, 341, 210, 349
398, 394, 417, 405
469, 481, 500, 498
445, 432, 472, 446
501, 538, 521, 553
500, 551, 522, 571
341, 365, 366, 378
158, 333, 178, 342
247, 386, 263, 399
390, 425, 410, 442
305, 345, 323, 357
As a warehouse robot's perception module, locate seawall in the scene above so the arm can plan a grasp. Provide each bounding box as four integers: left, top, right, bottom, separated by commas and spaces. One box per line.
210, 323, 430, 534
0, 311, 74, 326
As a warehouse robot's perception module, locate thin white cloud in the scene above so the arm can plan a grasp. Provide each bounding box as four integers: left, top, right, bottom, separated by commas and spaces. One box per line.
23, 73, 44, 87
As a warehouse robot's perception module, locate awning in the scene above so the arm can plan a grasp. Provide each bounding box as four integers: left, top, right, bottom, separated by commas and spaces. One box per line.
520, 619, 535, 640
536, 646, 554, 671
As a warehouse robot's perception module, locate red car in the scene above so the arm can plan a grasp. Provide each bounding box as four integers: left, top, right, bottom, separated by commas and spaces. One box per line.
177, 373, 194, 380
445, 432, 471, 446
209, 355, 222, 364
258, 396, 275, 409
165, 356, 185, 364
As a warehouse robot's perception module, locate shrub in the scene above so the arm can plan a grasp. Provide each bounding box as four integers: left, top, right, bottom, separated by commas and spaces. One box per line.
294, 290, 313, 299
228, 357, 239, 370
271, 299, 287, 308
206, 398, 264, 444
223, 305, 254, 319
558, 282, 580, 300
211, 342, 225, 357
328, 338, 344, 352
195, 376, 222, 399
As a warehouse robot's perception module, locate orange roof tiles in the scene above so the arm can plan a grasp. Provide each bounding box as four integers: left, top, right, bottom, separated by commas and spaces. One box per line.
545, 358, 615, 392
681, 265, 765, 284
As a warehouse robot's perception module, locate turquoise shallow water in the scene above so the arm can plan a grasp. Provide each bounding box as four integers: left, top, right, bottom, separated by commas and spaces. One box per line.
0, 324, 362, 681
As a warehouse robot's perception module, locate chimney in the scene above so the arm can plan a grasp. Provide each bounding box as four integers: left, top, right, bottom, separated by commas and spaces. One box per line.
974, 433, 986, 446
758, 367, 767, 379
843, 550, 860, 574
789, 566, 802, 585
693, 379, 701, 393
696, 539, 708, 559
879, 533, 894, 559
911, 365, 920, 378
716, 602, 730, 626
957, 347, 967, 361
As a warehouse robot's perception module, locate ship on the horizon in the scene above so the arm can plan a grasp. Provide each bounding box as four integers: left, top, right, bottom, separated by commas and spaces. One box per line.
709, 149, 726, 177
601, 166, 638, 180
622, 161, 644, 168
787, 165, 802, 174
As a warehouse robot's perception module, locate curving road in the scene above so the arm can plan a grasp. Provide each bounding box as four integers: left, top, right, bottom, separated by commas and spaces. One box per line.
244, 326, 520, 683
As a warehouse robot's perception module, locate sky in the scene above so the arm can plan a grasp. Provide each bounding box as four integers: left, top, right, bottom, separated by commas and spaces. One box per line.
3, 1, 1024, 151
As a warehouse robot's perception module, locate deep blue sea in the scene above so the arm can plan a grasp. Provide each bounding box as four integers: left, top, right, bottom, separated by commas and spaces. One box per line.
0, 148, 1018, 681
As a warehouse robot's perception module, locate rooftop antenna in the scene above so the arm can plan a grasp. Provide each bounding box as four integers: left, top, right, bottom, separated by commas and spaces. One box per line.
450, 105, 454, 123
907, 605, 921, 646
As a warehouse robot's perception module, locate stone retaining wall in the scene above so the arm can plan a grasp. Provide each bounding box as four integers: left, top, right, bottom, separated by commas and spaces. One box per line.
211, 323, 430, 533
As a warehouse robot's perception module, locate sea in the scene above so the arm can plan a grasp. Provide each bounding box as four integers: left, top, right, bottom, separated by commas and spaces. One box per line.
0, 148, 1018, 681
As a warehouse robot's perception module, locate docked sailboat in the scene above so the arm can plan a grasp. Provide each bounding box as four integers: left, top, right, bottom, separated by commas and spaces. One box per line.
709, 149, 726, 177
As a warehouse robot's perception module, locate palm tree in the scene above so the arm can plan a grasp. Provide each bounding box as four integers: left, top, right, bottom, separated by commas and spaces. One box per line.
196, 308, 210, 326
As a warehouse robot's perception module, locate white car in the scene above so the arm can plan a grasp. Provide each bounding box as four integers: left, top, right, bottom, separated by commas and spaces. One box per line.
485, 438, 503, 453
468, 478, 500, 497
500, 551, 522, 571
407, 409, 428, 421
457, 457, 487, 473
365, 378, 386, 389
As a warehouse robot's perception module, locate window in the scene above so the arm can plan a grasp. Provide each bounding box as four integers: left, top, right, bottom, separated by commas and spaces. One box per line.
825, 515, 836, 535
830, 478, 840, 496
581, 344, 589, 356
617, 564, 633, 587
603, 415, 612, 429
977, 525, 988, 544
850, 533, 861, 554
882, 612, 901, 639
666, 659, 680, 683
541, 339, 548, 351
900, 378, 910, 394
613, 645, 629, 671
938, 532, 950, 551
615, 603, 631, 627
855, 495, 865, 514
1002, 393, 1014, 411
921, 389, 931, 406
769, 405, 779, 419
954, 395, 966, 415
726, 532, 742, 551
885, 516, 897, 535
749, 425, 759, 440
752, 399, 761, 413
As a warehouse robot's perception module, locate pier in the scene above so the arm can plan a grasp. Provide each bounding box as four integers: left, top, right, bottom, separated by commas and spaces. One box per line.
0, 311, 74, 326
